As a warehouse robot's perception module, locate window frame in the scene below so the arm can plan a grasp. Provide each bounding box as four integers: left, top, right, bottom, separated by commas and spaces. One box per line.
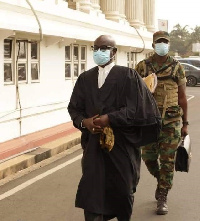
127, 52, 135, 68
65, 45, 72, 78
3, 38, 40, 85
80, 45, 86, 74
30, 41, 40, 83
16, 40, 28, 83
65, 44, 87, 80
73, 44, 79, 78
4, 39, 14, 85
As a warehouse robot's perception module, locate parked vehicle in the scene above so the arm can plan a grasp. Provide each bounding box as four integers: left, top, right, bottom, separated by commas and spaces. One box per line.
178, 57, 200, 68
180, 63, 200, 86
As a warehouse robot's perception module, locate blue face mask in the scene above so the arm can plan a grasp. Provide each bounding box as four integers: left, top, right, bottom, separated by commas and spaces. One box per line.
93, 49, 111, 66
155, 42, 169, 56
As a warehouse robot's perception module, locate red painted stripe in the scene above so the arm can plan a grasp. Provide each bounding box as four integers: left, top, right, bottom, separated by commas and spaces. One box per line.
0, 122, 78, 161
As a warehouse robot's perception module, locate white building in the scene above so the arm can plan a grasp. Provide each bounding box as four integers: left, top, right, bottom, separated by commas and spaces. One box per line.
0, 0, 156, 143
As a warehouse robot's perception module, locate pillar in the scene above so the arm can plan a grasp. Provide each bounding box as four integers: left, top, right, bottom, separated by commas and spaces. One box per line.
125, 0, 144, 28
119, 0, 126, 21
100, 0, 121, 22
143, 0, 156, 32
91, 0, 101, 14
74, 0, 93, 13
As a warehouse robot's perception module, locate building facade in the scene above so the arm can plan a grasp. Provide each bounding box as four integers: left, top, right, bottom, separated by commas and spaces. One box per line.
0, 0, 156, 143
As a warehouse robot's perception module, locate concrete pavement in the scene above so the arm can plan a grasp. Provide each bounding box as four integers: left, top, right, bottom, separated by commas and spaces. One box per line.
0, 122, 81, 180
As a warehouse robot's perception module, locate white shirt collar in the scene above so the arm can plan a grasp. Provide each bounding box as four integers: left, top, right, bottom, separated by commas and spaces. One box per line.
98, 62, 115, 88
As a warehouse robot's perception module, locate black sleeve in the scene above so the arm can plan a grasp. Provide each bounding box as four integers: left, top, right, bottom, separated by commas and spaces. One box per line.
67, 74, 86, 130
108, 68, 161, 127
108, 68, 162, 146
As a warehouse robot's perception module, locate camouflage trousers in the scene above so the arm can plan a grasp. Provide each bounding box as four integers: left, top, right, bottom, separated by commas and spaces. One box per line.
141, 120, 181, 190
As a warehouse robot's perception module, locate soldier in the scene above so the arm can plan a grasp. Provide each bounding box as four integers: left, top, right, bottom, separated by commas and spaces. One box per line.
135, 31, 188, 215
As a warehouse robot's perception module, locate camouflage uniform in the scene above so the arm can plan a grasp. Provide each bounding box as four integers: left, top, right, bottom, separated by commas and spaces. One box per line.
135, 54, 186, 190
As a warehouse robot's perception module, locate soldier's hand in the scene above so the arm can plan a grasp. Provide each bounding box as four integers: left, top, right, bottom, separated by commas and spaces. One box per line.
82, 115, 103, 134
181, 125, 188, 137
93, 114, 109, 128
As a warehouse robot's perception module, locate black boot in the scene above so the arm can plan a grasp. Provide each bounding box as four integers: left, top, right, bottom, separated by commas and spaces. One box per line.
155, 185, 160, 200
156, 189, 168, 215
155, 172, 160, 200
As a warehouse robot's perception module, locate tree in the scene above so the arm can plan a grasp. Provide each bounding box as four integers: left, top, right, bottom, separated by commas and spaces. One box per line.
190, 26, 200, 43
169, 24, 191, 57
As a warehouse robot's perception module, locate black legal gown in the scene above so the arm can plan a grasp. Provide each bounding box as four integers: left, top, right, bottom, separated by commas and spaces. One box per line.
68, 65, 161, 218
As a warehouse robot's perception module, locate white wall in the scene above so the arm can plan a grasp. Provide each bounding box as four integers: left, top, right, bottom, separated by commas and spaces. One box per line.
0, 0, 155, 143
0, 39, 71, 141
18, 42, 71, 136
116, 48, 128, 66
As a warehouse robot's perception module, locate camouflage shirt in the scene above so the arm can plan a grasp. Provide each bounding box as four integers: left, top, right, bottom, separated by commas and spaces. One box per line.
135, 54, 186, 86
135, 54, 186, 123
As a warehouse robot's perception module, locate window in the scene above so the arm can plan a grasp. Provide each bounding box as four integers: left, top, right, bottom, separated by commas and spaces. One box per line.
31, 42, 39, 81
73, 45, 79, 77
127, 52, 135, 68
3, 38, 40, 85
178, 58, 200, 68
81, 46, 86, 74
65, 44, 87, 79
4, 39, 13, 83
65, 46, 71, 78
190, 60, 200, 67
17, 41, 28, 82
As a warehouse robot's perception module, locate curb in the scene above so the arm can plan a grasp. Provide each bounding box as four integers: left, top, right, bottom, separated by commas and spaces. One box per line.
0, 122, 76, 161
0, 131, 81, 180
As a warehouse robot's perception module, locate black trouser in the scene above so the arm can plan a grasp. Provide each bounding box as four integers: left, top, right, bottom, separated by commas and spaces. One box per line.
84, 210, 131, 221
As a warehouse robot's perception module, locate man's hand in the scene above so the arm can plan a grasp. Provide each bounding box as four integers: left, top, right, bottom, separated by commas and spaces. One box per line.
82, 115, 103, 134
181, 125, 188, 137
93, 114, 109, 128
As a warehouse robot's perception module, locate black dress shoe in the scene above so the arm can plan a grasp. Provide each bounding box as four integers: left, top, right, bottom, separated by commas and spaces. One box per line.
84, 211, 104, 221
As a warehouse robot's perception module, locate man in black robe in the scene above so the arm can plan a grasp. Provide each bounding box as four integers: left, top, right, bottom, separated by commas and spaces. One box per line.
68, 35, 161, 221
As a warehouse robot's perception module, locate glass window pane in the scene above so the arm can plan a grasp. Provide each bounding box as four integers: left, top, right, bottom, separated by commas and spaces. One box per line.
65, 46, 71, 60
127, 53, 130, 62
18, 63, 26, 81
17, 41, 27, 59
74, 64, 79, 77
131, 53, 134, 61
65, 63, 71, 77
81, 47, 86, 60
4, 63, 12, 82
73, 46, 78, 61
191, 60, 200, 67
81, 63, 85, 73
4, 39, 12, 59
31, 63, 39, 80
31, 42, 38, 59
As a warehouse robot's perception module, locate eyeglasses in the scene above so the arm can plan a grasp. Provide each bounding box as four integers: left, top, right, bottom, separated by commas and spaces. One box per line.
91, 45, 115, 52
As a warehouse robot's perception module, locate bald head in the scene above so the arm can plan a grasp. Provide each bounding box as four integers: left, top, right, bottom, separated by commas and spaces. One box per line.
92, 35, 117, 67
94, 35, 116, 48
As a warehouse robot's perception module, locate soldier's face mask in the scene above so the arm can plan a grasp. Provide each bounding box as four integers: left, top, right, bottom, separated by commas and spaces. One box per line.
154, 42, 169, 56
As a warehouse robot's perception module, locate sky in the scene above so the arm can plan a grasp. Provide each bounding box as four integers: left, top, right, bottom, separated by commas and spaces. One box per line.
156, 0, 200, 32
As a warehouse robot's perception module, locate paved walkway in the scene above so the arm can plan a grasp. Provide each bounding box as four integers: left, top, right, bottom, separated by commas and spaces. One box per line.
0, 122, 81, 180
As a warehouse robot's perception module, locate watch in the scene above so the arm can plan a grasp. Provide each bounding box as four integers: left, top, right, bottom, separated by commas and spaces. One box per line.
182, 121, 189, 125
80, 119, 86, 128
